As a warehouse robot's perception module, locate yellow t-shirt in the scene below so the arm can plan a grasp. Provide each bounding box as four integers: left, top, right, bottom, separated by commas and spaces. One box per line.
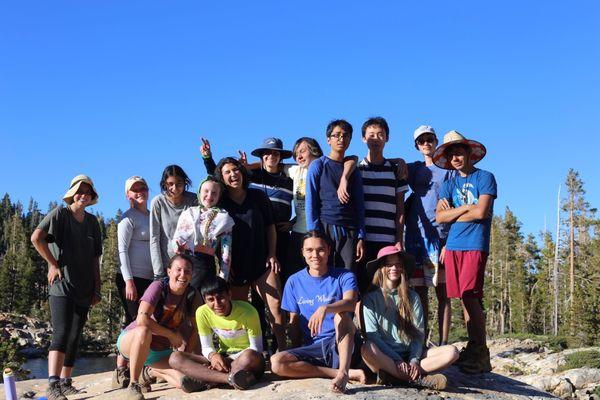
195, 300, 262, 354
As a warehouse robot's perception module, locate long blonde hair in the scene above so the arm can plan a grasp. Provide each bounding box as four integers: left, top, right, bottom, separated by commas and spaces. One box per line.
371, 258, 419, 341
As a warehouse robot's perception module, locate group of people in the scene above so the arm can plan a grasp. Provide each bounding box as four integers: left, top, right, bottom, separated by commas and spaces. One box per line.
31, 117, 497, 400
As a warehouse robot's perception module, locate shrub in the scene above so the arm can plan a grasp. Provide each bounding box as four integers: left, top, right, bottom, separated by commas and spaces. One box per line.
557, 350, 600, 372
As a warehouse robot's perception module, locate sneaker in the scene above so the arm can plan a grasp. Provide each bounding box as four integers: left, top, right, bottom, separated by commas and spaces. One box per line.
414, 373, 447, 390
180, 375, 211, 393
456, 341, 475, 365
60, 378, 83, 395
459, 344, 492, 374
126, 382, 145, 400
112, 367, 130, 389
46, 381, 67, 400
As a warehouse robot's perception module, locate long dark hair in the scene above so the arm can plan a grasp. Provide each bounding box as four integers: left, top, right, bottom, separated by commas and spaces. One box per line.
215, 157, 250, 190
160, 164, 192, 194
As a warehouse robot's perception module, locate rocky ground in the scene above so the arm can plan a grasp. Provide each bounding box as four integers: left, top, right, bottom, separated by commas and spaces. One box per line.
2, 313, 599, 399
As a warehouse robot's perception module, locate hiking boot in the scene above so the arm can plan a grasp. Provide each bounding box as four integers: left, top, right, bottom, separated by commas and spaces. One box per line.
46, 381, 67, 400
126, 382, 145, 400
138, 366, 154, 392
414, 373, 447, 390
180, 375, 211, 393
459, 344, 492, 374
112, 367, 130, 389
376, 369, 406, 387
59, 378, 84, 395
228, 370, 257, 390
456, 341, 475, 365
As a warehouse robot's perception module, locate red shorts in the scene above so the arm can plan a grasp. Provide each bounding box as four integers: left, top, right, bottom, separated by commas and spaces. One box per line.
444, 250, 487, 299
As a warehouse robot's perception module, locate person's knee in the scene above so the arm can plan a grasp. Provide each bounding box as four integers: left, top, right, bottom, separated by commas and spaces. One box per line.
133, 325, 152, 340
270, 351, 293, 375
168, 351, 185, 369
334, 313, 356, 334
447, 345, 459, 364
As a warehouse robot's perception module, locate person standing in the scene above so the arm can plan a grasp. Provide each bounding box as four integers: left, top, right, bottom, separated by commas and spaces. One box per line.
149, 165, 197, 280
31, 175, 102, 400
113, 176, 154, 389
405, 125, 454, 345
355, 117, 408, 292
434, 131, 496, 374
306, 119, 366, 271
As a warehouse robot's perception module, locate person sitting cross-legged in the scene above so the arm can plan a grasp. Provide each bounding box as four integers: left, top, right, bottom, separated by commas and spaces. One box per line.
168, 276, 265, 390
360, 246, 458, 390
270, 230, 367, 394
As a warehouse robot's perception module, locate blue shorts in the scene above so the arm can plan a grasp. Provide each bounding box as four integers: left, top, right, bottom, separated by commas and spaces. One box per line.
117, 330, 173, 366
286, 333, 362, 369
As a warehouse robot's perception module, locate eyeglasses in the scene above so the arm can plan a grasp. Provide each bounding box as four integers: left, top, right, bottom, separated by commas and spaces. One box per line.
330, 133, 351, 141
76, 188, 93, 195
383, 262, 403, 269
416, 136, 436, 145
129, 186, 148, 193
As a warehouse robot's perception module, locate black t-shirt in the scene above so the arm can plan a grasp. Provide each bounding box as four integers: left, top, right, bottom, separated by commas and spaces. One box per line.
248, 169, 293, 224
221, 189, 275, 285
37, 206, 102, 306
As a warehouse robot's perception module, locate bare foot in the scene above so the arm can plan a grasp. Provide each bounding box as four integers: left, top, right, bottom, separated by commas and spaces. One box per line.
349, 368, 367, 384
331, 372, 349, 393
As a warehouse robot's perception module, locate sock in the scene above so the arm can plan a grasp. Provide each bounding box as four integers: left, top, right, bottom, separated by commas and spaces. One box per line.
48, 375, 60, 384
60, 377, 72, 385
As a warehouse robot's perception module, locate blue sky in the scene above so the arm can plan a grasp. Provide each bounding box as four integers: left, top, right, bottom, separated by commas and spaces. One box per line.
2, 1, 599, 238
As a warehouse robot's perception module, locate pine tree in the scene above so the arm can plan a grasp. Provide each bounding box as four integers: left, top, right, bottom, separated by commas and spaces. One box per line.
87, 217, 123, 343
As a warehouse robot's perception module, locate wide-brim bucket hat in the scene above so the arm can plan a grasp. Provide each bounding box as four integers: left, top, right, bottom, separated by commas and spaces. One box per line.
366, 245, 416, 285
63, 174, 99, 205
432, 130, 487, 170
251, 137, 293, 159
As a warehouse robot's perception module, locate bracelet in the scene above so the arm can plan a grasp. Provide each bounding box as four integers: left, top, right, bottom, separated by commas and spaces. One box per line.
138, 311, 150, 317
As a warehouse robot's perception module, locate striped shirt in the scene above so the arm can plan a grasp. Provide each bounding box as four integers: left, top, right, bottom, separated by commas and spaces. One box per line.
358, 159, 409, 243
248, 169, 293, 223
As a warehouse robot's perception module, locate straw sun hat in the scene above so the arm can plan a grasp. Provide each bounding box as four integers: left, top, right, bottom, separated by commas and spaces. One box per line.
432, 130, 486, 170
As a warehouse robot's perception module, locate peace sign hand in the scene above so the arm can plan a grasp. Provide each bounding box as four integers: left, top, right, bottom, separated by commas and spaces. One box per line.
200, 137, 212, 158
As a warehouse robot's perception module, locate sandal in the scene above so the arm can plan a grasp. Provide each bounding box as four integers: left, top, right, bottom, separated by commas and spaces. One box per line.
227, 370, 257, 390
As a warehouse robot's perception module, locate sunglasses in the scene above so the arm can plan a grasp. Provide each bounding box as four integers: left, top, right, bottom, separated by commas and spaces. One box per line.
416, 136, 436, 145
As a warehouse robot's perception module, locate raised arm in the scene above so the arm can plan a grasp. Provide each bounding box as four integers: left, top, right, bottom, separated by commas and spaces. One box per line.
200, 137, 217, 174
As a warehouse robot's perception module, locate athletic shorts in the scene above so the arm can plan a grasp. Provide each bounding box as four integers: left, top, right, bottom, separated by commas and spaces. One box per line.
286, 333, 362, 369
444, 250, 487, 299
410, 263, 446, 287
117, 330, 173, 366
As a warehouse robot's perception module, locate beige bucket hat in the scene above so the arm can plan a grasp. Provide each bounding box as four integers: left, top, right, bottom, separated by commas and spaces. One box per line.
432, 130, 486, 170
63, 174, 99, 205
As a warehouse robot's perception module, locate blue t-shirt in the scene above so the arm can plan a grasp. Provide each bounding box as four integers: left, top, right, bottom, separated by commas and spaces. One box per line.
281, 267, 358, 344
305, 156, 366, 238
405, 162, 454, 264
439, 169, 497, 252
